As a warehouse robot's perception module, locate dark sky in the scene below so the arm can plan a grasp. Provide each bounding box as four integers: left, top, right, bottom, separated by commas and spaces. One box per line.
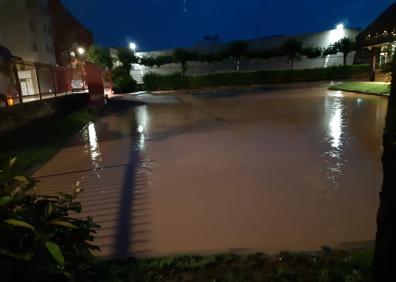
64, 0, 395, 51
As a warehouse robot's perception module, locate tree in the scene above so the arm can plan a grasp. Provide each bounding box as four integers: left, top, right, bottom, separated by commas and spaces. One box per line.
116, 48, 138, 72
87, 45, 113, 70
139, 54, 174, 67
246, 48, 283, 60
173, 48, 198, 88
173, 48, 198, 76
281, 38, 303, 71
112, 66, 137, 94
301, 47, 322, 59
111, 48, 139, 93
226, 41, 248, 71
373, 54, 396, 281
324, 37, 356, 66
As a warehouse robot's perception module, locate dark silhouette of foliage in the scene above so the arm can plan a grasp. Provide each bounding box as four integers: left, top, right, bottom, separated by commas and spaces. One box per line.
324, 37, 356, 66
86, 45, 113, 70
173, 48, 198, 77
112, 66, 138, 94
246, 48, 284, 60
282, 39, 303, 70
226, 41, 248, 59
302, 47, 323, 59
226, 41, 248, 71
117, 48, 138, 72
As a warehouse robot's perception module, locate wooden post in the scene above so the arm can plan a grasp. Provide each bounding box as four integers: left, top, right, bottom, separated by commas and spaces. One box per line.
370, 48, 377, 81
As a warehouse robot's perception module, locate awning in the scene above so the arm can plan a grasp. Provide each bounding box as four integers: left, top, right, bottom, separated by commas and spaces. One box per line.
0, 45, 12, 59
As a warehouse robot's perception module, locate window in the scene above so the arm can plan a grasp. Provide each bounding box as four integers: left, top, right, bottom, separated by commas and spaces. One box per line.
33, 42, 38, 52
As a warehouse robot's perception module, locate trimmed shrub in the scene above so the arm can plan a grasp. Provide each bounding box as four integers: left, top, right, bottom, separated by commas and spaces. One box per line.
143, 72, 185, 91
112, 67, 138, 94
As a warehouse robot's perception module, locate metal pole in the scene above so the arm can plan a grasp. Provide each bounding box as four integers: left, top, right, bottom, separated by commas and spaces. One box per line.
35, 64, 42, 101
50, 66, 57, 98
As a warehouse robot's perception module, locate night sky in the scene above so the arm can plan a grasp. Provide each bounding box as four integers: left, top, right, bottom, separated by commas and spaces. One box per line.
64, 0, 394, 51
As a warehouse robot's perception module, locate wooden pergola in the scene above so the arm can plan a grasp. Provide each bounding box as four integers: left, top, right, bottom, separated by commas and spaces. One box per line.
356, 2, 396, 81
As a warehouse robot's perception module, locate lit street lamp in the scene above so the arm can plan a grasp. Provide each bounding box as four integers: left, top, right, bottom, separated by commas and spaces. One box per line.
77, 47, 86, 55
336, 23, 344, 30
129, 42, 137, 53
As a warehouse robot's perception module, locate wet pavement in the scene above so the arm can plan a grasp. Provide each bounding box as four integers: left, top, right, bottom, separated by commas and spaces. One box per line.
34, 84, 387, 257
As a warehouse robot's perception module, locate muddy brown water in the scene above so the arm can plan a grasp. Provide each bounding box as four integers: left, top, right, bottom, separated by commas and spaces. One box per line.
34, 85, 387, 257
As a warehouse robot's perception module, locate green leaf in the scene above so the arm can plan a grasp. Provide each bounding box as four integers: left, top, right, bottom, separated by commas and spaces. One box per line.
0, 248, 32, 261
10, 187, 21, 197
45, 241, 65, 266
9, 157, 17, 167
14, 176, 29, 183
0, 196, 12, 206
49, 219, 78, 229
4, 219, 35, 231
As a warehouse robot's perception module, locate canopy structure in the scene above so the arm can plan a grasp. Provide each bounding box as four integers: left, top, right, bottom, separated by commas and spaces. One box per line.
356, 2, 396, 48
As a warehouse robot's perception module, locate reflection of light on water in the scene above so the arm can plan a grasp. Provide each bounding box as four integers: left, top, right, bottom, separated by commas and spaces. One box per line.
327, 91, 344, 149
134, 105, 155, 183
324, 91, 347, 195
329, 104, 342, 149
83, 122, 102, 175
135, 105, 150, 152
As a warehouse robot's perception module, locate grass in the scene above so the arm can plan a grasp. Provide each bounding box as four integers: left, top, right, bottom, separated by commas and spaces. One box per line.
329, 82, 391, 96
0, 108, 100, 175
92, 248, 373, 282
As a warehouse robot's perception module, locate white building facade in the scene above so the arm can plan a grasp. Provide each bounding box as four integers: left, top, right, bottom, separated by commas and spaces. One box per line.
130, 27, 362, 84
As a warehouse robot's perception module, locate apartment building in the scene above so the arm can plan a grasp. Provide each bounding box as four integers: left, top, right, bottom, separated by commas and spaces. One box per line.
0, 0, 56, 65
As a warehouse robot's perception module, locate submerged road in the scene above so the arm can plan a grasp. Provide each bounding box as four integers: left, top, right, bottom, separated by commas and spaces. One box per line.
34, 84, 387, 257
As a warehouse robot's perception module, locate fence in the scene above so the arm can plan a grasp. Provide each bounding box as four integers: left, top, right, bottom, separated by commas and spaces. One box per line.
0, 57, 110, 107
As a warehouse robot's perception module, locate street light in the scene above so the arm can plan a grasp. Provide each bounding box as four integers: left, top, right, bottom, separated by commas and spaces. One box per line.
129, 42, 137, 52
77, 47, 86, 55
336, 23, 344, 30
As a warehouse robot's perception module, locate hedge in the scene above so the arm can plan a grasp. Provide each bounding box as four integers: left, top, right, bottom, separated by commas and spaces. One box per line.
143, 65, 370, 91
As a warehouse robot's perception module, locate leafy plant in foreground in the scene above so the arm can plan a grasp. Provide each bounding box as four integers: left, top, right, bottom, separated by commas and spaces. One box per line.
0, 158, 100, 282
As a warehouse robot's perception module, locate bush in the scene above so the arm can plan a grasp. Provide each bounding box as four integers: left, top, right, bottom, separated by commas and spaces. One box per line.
112, 67, 138, 94
143, 72, 186, 91
0, 158, 100, 282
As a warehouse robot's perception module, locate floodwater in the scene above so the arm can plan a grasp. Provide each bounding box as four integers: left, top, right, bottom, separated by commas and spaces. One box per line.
34, 84, 388, 257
